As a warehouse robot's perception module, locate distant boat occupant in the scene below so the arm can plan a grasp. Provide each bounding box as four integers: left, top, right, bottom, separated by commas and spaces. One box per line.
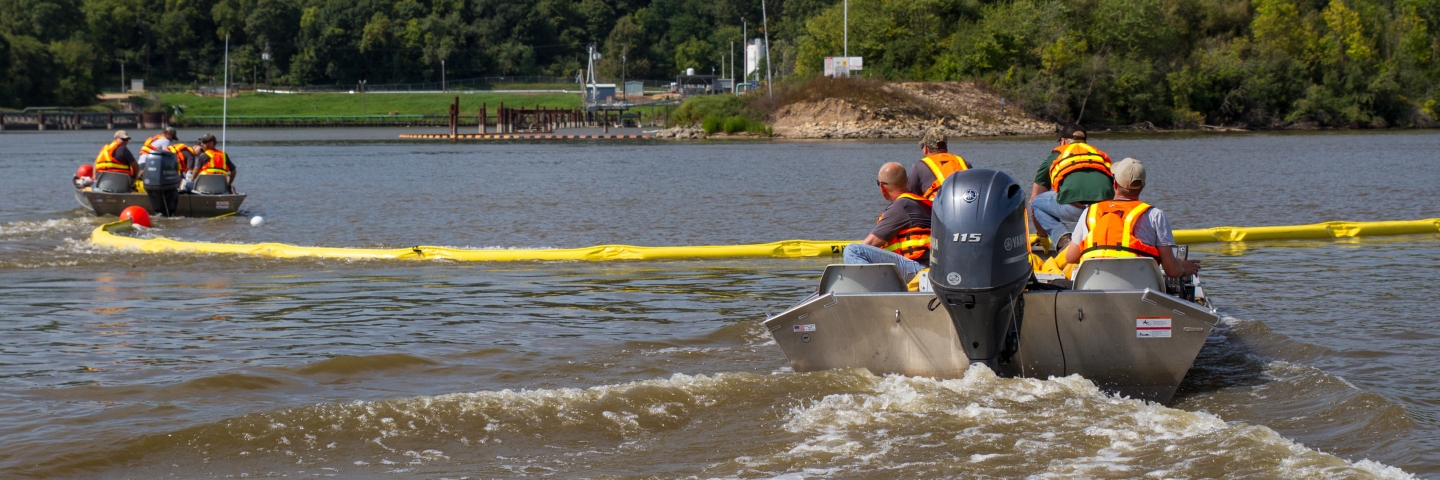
138, 127, 177, 155
908, 129, 971, 200
1062, 158, 1200, 278
1031, 124, 1114, 252
166, 141, 197, 190
193, 134, 237, 193
94, 130, 138, 179
842, 162, 932, 282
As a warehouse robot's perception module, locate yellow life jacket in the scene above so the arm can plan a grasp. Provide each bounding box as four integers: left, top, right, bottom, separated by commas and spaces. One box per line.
880, 193, 933, 261
1048, 142, 1112, 188
919, 153, 969, 200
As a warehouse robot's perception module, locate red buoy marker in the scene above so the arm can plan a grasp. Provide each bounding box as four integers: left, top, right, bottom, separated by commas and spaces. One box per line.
119, 206, 151, 228
76, 164, 93, 178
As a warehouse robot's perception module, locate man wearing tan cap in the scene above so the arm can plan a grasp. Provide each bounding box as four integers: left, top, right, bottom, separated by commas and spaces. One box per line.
1062, 158, 1199, 278
94, 130, 139, 179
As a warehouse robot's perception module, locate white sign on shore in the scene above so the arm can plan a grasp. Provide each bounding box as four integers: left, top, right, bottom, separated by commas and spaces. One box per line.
824, 57, 864, 77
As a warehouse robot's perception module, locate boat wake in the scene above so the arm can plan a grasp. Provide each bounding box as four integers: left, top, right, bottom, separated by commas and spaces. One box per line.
19, 368, 1414, 478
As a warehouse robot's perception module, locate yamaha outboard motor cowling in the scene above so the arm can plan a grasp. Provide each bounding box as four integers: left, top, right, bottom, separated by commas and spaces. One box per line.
928, 169, 1032, 368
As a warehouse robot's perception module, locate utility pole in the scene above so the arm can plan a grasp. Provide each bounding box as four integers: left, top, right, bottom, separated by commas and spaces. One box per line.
762, 0, 772, 97
621, 43, 627, 100
741, 18, 747, 82
730, 40, 735, 95
359, 80, 367, 115
441, 60, 446, 90
222, 35, 229, 151
844, 0, 848, 58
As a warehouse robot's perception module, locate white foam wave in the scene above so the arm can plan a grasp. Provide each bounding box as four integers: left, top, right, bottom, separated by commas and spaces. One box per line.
731, 367, 1414, 478
0, 218, 92, 238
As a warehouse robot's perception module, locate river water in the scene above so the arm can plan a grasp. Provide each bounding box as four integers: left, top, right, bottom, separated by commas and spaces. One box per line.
1, 128, 1437, 478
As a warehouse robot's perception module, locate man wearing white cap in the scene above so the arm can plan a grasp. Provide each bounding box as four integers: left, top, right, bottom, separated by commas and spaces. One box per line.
1062, 158, 1199, 278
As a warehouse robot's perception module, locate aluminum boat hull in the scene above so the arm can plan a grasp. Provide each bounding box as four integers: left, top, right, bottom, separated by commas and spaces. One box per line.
74, 188, 246, 217
764, 282, 1217, 404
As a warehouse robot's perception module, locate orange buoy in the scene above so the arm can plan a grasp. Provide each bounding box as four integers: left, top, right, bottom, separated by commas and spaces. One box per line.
119, 206, 151, 227
77, 164, 93, 178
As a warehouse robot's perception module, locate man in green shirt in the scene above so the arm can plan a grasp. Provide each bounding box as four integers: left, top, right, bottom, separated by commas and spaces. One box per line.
1030, 125, 1114, 250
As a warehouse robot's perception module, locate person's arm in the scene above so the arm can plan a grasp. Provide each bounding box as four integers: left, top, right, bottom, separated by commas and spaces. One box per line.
1031, 183, 1049, 202
1061, 208, 1089, 264
865, 201, 908, 248
117, 148, 139, 178
1156, 247, 1200, 278
226, 158, 237, 184
1063, 238, 1083, 264
1149, 210, 1199, 277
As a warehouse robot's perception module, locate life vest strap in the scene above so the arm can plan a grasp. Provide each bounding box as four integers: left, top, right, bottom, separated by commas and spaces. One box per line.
1080, 244, 1160, 260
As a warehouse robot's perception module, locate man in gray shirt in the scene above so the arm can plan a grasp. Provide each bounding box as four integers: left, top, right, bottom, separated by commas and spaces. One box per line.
1063, 158, 1200, 278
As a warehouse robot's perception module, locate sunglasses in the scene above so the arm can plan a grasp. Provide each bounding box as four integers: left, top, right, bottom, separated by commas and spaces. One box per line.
876, 179, 886, 187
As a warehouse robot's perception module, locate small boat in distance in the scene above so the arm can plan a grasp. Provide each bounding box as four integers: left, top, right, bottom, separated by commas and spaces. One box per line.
74, 172, 245, 217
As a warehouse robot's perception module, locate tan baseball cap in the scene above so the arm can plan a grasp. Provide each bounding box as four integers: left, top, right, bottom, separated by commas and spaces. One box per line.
113, 130, 131, 140
919, 129, 946, 150
1113, 158, 1145, 189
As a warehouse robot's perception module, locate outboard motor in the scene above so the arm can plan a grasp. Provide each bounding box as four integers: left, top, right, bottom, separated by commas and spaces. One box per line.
142, 151, 182, 215
141, 151, 181, 191
928, 169, 1032, 368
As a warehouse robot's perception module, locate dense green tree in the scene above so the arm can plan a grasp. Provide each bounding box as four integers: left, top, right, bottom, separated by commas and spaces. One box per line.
0, 0, 1435, 129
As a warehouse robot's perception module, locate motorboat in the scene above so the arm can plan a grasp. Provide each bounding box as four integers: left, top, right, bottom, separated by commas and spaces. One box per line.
74, 154, 245, 218
763, 169, 1216, 404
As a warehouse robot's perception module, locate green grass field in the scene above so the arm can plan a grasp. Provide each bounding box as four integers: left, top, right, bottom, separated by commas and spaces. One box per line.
160, 91, 584, 117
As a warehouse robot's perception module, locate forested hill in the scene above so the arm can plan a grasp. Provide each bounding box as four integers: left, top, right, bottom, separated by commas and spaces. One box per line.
2, 0, 1438, 129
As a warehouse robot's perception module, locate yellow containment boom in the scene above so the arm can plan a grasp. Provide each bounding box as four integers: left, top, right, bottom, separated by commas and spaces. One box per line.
92, 219, 851, 261
92, 217, 1440, 263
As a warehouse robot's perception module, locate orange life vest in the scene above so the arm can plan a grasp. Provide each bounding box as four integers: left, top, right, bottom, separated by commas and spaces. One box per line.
880, 193, 933, 261
199, 148, 232, 176
167, 143, 194, 172
1048, 142, 1113, 188
139, 134, 166, 155
94, 140, 133, 175
1079, 200, 1161, 261
919, 153, 969, 200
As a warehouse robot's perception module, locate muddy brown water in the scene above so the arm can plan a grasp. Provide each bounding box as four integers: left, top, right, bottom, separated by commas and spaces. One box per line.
1, 128, 1438, 478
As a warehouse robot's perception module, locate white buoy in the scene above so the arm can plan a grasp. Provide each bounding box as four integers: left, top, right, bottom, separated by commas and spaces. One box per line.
250, 216, 264, 227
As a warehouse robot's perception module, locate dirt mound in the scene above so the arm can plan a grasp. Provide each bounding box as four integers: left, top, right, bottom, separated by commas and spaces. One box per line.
770, 81, 1054, 139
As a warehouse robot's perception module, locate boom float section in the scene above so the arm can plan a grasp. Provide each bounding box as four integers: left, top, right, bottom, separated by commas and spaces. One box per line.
398, 133, 651, 140
91, 218, 1440, 262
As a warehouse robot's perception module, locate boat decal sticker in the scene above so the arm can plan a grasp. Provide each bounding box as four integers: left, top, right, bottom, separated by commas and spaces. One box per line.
793, 324, 816, 333
1136, 316, 1172, 338
216, 201, 229, 209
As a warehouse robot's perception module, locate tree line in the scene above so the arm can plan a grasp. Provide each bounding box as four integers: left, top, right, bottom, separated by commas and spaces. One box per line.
2, 0, 1437, 128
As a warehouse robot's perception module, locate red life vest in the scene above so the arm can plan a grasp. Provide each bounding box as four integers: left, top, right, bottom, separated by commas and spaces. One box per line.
1048, 142, 1112, 188
1079, 200, 1161, 260
919, 153, 969, 200
95, 140, 133, 175
880, 193, 933, 261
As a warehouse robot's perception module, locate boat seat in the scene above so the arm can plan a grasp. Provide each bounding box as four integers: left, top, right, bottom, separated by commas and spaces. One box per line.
191, 174, 229, 195
817, 264, 908, 294
93, 172, 132, 193
1072, 257, 1166, 291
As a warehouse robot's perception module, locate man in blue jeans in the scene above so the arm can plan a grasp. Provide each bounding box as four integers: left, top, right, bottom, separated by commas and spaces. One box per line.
1030, 125, 1114, 251
842, 162, 932, 282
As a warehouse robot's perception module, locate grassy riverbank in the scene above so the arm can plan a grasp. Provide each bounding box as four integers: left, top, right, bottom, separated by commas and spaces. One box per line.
159, 92, 583, 117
